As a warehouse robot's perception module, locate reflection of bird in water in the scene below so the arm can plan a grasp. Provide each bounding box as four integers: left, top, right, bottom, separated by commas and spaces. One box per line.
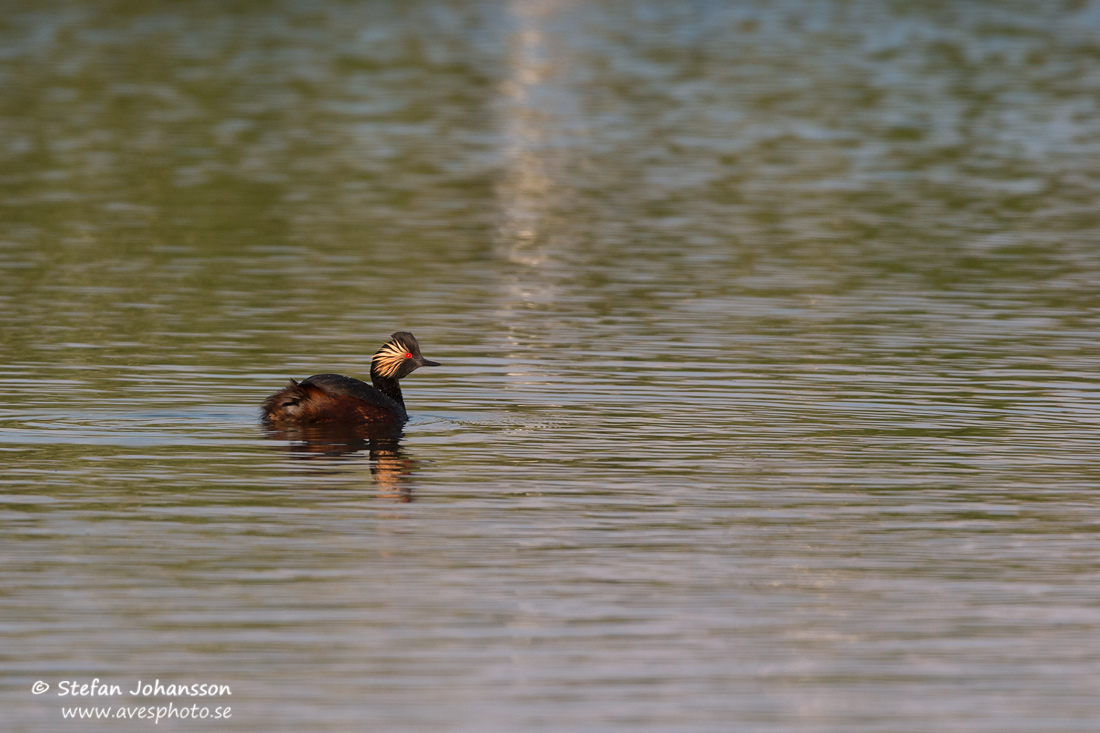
261, 332, 440, 425
262, 422, 416, 502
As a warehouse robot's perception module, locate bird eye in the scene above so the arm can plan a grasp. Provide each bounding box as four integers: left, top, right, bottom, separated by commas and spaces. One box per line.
404, 352, 412, 359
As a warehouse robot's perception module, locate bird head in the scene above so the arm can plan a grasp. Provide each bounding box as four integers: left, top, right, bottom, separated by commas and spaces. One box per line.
370, 331, 440, 381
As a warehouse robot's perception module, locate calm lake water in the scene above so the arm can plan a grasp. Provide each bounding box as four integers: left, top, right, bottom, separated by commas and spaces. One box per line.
4, 1, 1100, 731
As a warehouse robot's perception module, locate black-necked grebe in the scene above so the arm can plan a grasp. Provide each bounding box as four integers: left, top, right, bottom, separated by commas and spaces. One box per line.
261, 331, 440, 424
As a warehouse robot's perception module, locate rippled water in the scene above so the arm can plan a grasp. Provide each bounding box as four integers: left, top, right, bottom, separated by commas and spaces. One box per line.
4, 1, 1100, 731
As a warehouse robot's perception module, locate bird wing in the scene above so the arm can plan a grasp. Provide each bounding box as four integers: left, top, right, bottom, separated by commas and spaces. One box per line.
299, 374, 403, 411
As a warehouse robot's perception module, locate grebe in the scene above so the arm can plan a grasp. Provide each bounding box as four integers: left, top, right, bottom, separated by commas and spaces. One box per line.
261, 331, 439, 425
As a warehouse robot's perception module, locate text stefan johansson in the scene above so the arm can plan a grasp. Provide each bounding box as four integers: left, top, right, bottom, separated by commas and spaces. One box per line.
57, 679, 232, 697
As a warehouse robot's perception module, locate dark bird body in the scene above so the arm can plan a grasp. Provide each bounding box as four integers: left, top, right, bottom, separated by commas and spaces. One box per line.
261, 332, 439, 425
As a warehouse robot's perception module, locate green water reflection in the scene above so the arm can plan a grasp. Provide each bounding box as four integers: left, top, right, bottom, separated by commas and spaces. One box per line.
3, 2, 1100, 731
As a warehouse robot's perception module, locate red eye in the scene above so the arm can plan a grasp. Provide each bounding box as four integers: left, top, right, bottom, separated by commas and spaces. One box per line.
404, 352, 412, 359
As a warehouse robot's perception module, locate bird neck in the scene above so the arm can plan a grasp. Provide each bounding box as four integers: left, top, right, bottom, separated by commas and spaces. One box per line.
370, 370, 405, 409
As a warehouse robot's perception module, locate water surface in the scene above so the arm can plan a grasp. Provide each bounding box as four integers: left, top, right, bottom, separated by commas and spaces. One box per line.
3, 1, 1100, 731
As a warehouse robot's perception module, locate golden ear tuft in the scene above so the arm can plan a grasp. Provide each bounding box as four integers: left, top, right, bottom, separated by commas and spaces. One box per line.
372, 337, 411, 378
